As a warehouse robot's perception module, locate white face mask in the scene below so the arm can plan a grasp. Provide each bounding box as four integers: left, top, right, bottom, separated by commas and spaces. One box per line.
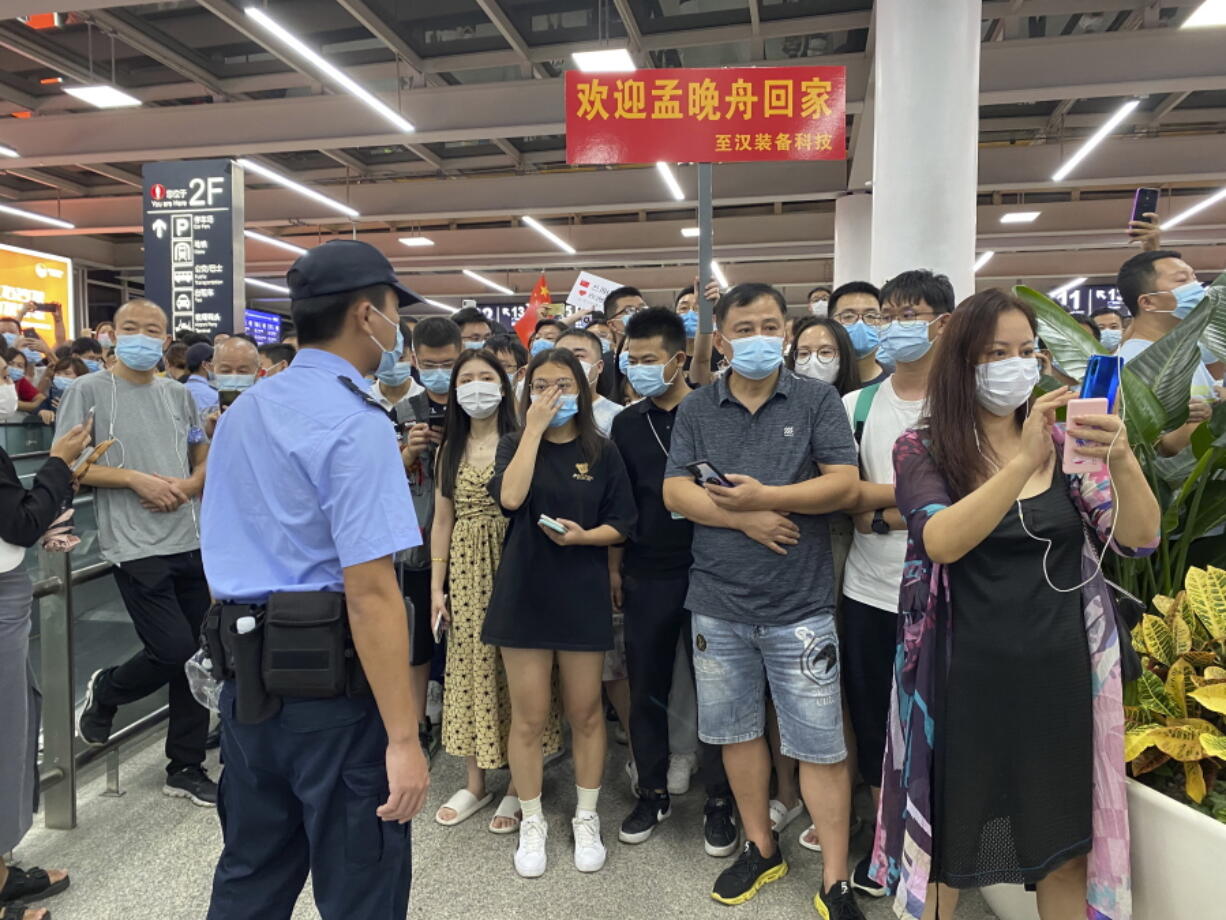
456, 379, 503, 419
578, 359, 598, 384
975, 356, 1040, 416
809, 299, 829, 317
795, 353, 840, 384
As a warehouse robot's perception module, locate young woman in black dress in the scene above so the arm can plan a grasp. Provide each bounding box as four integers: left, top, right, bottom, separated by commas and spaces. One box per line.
482, 347, 636, 880
880, 290, 1159, 920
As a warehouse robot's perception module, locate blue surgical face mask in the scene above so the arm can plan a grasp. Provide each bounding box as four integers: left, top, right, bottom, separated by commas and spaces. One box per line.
7, 366, 25, 383
626, 357, 678, 398
51, 375, 75, 395
845, 320, 880, 359
532, 391, 579, 427
680, 310, 699, 338
877, 320, 934, 365
377, 360, 415, 387
463, 340, 484, 350
1172, 280, 1206, 320
2, 332, 16, 348
21, 348, 42, 367
618, 351, 630, 374
531, 338, 554, 357
216, 373, 256, 393
418, 367, 452, 395
728, 335, 784, 381
83, 358, 102, 374
1099, 328, 1122, 351
369, 308, 405, 378
115, 333, 165, 372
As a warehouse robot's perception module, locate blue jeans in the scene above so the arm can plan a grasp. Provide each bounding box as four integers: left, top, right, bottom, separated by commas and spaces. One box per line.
692, 612, 846, 764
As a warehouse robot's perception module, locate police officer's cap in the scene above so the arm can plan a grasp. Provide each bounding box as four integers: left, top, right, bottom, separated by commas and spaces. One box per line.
287, 240, 422, 307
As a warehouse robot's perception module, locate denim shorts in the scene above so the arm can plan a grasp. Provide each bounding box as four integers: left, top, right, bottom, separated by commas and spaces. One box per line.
692, 612, 846, 764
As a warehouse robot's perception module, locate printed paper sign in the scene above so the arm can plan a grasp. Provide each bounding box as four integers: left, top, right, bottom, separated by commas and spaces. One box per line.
566, 270, 621, 312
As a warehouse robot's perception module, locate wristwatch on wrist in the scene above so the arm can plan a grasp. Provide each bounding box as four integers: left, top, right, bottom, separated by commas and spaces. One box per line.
871, 508, 890, 535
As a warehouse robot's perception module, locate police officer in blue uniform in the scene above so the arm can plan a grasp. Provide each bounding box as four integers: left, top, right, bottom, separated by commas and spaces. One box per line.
201, 240, 429, 919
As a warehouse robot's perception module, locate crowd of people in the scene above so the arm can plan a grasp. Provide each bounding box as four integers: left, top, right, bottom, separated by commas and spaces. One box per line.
0, 222, 1219, 920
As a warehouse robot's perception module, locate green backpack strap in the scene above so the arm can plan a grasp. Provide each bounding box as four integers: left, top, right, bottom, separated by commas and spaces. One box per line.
852, 382, 882, 447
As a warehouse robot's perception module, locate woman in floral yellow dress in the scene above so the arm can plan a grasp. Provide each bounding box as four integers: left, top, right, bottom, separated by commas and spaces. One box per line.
430, 349, 561, 833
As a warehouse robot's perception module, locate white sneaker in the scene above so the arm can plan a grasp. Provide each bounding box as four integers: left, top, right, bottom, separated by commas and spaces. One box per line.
667, 752, 698, 795
514, 815, 548, 878
572, 813, 607, 872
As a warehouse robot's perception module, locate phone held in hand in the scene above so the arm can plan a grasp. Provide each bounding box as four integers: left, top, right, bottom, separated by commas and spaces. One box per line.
428, 400, 447, 431
1063, 397, 1109, 475
686, 459, 734, 488
432, 600, 449, 643
218, 389, 241, 409
538, 514, 567, 534
1130, 187, 1160, 230
1082, 355, 1122, 412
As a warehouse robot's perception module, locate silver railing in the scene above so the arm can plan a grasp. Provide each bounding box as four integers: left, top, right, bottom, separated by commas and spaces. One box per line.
9, 428, 171, 831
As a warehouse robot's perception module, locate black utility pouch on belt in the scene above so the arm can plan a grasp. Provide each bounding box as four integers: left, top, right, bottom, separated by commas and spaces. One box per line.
230, 613, 282, 724
262, 592, 349, 699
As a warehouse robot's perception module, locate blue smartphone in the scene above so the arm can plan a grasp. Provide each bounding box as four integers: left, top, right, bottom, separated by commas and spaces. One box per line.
1081, 355, 1122, 412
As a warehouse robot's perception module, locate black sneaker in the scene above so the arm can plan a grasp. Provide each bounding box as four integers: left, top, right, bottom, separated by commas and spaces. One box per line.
711, 839, 787, 905
163, 766, 218, 807
850, 854, 887, 898
703, 795, 738, 857
815, 880, 868, 920
78, 668, 117, 747
618, 791, 671, 844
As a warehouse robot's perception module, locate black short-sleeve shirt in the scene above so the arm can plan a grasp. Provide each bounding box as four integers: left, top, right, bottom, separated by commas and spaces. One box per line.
482, 432, 637, 651
610, 398, 693, 577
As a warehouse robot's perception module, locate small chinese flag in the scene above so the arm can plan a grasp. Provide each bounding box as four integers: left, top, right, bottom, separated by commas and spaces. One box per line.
515, 274, 550, 346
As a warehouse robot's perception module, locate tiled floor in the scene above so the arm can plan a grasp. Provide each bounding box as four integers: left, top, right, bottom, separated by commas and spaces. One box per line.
14, 729, 999, 920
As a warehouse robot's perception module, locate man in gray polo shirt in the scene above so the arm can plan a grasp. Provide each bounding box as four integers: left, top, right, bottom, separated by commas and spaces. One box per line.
664, 282, 862, 917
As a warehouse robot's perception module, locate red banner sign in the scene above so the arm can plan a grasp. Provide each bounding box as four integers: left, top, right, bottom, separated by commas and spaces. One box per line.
565, 66, 846, 165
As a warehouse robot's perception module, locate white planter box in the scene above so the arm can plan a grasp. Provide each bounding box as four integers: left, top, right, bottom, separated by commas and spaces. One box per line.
981, 778, 1226, 920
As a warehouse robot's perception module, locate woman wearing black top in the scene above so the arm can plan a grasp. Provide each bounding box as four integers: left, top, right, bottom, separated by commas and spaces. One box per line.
0, 422, 90, 920
482, 348, 636, 880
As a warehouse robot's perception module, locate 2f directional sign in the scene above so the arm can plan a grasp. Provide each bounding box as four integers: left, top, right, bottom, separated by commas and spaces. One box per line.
142, 159, 245, 337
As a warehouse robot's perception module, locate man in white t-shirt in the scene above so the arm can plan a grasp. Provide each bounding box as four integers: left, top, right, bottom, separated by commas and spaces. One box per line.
1115, 249, 1216, 457
838, 269, 955, 897
556, 327, 624, 436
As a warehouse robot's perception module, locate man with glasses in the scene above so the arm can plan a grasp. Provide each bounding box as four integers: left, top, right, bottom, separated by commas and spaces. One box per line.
807, 286, 833, 317
604, 286, 648, 349
828, 282, 888, 386
451, 306, 494, 349
485, 332, 529, 392
837, 269, 954, 897
398, 316, 462, 758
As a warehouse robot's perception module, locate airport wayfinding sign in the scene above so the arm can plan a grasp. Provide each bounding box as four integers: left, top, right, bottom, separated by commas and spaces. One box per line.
142, 158, 245, 337
565, 66, 846, 165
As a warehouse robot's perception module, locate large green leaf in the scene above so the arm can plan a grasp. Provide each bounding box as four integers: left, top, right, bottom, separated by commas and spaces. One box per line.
1199, 270, 1226, 364
1126, 293, 1218, 429
1186, 479, 1226, 542
1015, 285, 1105, 381
1119, 366, 1167, 448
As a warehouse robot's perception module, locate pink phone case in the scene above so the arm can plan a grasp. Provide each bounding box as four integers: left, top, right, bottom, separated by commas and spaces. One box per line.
1063, 398, 1109, 475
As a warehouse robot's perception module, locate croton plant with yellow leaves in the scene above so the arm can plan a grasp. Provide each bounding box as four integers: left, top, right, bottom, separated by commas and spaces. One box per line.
1125, 565, 1226, 820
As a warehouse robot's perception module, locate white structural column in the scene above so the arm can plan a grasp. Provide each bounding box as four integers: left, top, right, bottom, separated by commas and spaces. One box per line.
834, 191, 873, 286
871, 0, 980, 299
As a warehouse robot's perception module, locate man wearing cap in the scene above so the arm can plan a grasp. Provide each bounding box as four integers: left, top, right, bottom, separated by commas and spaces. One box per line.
202, 240, 430, 919
183, 342, 219, 413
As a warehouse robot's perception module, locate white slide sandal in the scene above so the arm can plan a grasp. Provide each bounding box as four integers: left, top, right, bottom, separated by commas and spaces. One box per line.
770, 798, 804, 833
488, 794, 522, 834
435, 789, 494, 826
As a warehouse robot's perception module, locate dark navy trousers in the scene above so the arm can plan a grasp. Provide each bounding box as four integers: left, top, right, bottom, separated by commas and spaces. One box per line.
207, 686, 412, 920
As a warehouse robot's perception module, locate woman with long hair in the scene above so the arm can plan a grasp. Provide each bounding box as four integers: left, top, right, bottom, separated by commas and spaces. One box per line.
872, 290, 1160, 920
786, 315, 862, 396
482, 347, 636, 879
429, 349, 561, 833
